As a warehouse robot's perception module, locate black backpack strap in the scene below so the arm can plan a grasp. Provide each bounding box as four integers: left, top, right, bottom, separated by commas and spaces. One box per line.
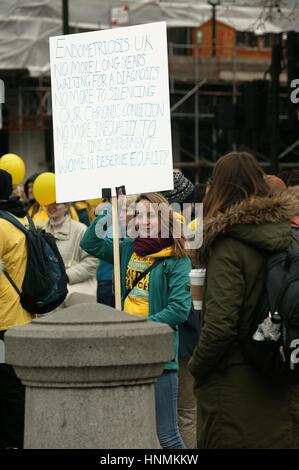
123, 258, 165, 301
3, 270, 21, 296
25, 214, 37, 231
0, 211, 31, 297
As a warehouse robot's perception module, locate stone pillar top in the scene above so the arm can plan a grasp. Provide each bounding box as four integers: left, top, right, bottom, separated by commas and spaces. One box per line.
32, 303, 146, 325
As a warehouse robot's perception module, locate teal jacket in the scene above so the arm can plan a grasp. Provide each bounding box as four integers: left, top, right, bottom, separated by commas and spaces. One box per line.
80, 215, 192, 371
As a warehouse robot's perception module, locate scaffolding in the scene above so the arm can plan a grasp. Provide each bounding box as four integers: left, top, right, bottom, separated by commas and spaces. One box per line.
2, 42, 299, 179
168, 42, 299, 181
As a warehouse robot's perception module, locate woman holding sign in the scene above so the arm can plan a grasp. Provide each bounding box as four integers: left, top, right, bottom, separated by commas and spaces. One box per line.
81, 193, 192, 449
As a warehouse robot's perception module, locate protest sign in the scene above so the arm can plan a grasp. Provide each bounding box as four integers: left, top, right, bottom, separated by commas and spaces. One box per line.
50, 21, 173, 203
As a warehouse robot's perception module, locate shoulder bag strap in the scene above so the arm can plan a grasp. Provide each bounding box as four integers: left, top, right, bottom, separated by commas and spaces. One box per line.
123, 258, 165, 301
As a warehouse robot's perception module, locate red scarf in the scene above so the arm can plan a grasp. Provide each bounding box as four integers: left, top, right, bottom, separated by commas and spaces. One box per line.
133, 237, 172, 257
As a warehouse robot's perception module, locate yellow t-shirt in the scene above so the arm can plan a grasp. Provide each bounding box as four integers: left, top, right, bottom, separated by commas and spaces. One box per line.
0, 216, 32, 331
124, 246, 172, 317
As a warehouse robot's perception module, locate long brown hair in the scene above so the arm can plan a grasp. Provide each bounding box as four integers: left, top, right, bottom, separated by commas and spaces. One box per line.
203, 152, 270, 219
135, 192, 188, 258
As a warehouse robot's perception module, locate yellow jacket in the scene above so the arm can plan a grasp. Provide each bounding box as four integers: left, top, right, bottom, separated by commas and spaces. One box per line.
0, 215, 32, 331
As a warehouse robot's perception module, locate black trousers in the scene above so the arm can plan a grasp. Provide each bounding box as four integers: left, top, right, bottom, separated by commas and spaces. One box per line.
0, 331, 25, 449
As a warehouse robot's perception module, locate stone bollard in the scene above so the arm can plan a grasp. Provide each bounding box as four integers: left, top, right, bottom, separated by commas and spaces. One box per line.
5, 303, 174, 449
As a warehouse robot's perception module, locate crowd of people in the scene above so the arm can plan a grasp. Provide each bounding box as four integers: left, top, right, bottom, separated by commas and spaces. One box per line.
1, 151, 299, 449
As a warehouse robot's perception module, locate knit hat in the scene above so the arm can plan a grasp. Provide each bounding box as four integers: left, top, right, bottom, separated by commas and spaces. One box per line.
0, 169, 13, 200
161, 170, 194, 204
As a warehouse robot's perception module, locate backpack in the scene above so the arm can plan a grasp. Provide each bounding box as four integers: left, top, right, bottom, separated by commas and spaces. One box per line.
241, 248, 299, 384
0, 211, 68, 314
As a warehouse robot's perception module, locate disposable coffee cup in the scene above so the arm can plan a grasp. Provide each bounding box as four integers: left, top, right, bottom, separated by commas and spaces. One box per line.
189, 269, 206, 310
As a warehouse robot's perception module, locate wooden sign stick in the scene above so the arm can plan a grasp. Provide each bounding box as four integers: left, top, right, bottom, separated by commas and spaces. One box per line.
111, 195, 122, 310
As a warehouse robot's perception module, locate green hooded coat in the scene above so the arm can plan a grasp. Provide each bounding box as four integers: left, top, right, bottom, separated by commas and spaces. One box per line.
189, 192, 299, 449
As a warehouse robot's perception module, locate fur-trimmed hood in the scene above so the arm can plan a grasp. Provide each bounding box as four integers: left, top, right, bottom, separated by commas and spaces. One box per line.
197, 191, 299, 266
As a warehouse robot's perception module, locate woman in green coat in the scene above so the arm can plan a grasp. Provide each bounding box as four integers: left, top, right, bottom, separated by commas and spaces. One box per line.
189, 152, 299, 449
81, 192, 192, 448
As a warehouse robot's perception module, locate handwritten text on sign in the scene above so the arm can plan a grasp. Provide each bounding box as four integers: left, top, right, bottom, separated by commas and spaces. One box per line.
50, 22, 173, 202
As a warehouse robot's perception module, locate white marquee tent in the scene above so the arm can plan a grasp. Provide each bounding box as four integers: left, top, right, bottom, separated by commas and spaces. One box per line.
0, 0, 299, 75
